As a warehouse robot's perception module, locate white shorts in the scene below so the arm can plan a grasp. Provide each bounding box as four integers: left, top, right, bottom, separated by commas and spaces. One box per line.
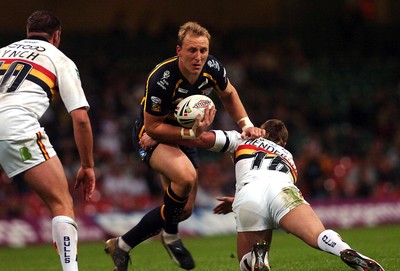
232, 171, 308, 232
0, 128, 56, 177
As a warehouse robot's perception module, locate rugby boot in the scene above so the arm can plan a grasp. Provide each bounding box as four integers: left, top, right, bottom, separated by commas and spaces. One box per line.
104, 237, 131, 271
340, 249, 385, 271
161, 230, 195, 270
251, 240, 270, 271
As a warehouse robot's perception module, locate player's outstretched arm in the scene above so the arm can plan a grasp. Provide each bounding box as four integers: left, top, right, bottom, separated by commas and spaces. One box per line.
140, 128, 217, 150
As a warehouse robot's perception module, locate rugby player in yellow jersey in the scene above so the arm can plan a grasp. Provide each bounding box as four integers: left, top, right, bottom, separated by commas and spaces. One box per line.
104, 21, 264, 270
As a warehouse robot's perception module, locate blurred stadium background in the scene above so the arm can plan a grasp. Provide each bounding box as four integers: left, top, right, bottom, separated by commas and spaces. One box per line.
1, 0, 400, 247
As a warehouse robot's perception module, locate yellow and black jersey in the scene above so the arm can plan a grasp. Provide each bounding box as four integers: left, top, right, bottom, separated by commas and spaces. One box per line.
138, 55, 228, 126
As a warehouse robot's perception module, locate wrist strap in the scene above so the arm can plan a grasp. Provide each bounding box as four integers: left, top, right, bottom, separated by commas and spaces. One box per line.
181, 128, 196, 139
237, 117, 254, 132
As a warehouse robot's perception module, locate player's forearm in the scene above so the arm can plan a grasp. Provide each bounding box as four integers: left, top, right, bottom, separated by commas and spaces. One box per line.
220, 90, 255, 135
71, 111, 94, 168
143, 111, 190, 141
74, 125, 94, 168
145, 122, 189, 141
220, 88, 250, 125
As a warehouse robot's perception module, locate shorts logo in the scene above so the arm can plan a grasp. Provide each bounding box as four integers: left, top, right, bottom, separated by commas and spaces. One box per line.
19, 147, 32, 161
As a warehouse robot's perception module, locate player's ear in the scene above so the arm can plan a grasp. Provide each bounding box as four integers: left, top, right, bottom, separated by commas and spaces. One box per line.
52, 30, 61, 47
176, 45, 182, 57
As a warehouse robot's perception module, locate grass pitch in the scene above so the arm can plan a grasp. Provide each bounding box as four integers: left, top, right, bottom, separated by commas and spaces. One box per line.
1, 224, 398, 271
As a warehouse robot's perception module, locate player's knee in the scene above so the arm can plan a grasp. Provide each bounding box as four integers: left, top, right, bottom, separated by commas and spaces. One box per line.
177, 173, 197, 194
181, 180, 194, 195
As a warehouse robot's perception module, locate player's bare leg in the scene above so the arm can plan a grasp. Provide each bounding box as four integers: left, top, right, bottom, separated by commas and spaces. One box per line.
22, 157, 78, 271
151, 144, 196, 270
161, 173, 198, 221
280, 204, 385, 270
105, 144, 196, 270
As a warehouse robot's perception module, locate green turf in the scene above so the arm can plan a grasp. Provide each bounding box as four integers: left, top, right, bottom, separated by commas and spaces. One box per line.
1, 224, 398, 270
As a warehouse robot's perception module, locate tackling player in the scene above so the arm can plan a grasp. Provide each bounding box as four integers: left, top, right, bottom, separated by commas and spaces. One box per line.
140, 117, 385, 271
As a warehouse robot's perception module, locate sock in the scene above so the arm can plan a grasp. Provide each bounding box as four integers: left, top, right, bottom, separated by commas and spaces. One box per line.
161, 231, 179, 244
117, 237, 132, 252
317, 229, 351, 256
121, 206, 163, 249
52, 216, 78, 271
239, 252, 252, 271
162, 185, 188, 234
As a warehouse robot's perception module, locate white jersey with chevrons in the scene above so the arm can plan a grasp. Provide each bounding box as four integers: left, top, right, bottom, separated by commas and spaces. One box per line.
0, 38, 89, 140
209, 130, 298, 191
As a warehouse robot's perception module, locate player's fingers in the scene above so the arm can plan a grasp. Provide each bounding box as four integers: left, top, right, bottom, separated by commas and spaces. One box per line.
207, 107, 216, 124
74, 178, 81, 189
84, 188, 92, 201
213, 204, 224, 214
203, 107, 214, 125
193, 116, 201, 129
84, 181, 95, 201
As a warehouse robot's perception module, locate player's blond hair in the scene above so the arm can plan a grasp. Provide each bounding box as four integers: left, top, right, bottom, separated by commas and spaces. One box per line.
178, 21, 211, 46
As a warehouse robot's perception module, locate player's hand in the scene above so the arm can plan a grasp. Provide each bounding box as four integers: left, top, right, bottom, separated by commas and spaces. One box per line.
213, 196, 234, 214
193, 106, 216, 137
241, 126, 266, 140
74, 167, 96, 201
140, 132, 158, 149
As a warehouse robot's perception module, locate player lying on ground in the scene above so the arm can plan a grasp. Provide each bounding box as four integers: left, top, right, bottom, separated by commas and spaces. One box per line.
139, 113, 385, 271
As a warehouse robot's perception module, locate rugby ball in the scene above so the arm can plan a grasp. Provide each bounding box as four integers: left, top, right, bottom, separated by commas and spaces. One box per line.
174, 95, 214, 128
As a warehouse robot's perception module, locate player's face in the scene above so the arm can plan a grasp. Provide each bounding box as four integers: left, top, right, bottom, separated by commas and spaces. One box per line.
177, 33, 209, 78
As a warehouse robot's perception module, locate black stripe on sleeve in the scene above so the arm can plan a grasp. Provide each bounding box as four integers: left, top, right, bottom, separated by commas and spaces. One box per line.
219, 131, 230, 153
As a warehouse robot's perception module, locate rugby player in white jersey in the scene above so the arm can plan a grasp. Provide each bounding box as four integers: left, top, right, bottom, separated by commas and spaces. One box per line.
0, 10, 95, 271
140, 116, 385, 271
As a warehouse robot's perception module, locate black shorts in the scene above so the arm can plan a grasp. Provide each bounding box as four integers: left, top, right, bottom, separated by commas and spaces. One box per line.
132, 119, 199, 169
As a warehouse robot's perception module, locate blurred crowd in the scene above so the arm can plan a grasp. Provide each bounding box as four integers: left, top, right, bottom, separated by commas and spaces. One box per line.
1, 16, 400, 219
